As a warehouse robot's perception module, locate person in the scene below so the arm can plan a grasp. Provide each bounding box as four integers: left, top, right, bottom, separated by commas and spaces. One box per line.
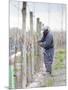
38, 27, 54, 75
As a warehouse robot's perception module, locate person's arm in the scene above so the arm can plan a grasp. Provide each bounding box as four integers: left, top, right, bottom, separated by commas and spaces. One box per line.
38, 36, 45, 43
39, 33, 53, 48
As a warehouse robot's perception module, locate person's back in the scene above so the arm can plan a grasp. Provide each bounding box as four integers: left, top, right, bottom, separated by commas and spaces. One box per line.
38, 27, 54, 75
43, 31, 54, 50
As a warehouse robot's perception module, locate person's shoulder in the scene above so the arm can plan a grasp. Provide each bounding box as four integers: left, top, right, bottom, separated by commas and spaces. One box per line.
48, 31, 53, 36
47, 32, 53, 38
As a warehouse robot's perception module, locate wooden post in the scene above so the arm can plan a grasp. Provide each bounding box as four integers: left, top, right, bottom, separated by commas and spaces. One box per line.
36, 18, 43, 72
22, 2, 27, 88
39, 21, 42, 37
14, 34, 18, 89
33, 30, 38, 73
39, 22, 43, 70
36, 18, 40, 72
30, 12, 35, 77
27, 11, 35, 84
38, 20, 42, 71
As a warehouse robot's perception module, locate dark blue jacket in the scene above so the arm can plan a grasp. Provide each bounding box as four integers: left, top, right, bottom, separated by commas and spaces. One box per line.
39, 32, 54, 62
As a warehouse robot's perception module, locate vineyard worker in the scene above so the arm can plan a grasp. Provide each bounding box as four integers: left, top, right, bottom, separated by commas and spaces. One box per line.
38, 27, 54, 75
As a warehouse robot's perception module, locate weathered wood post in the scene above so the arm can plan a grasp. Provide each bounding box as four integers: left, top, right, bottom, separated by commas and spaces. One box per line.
37, 20, 42, 71
39, 21, 43, 70
36, 18, 41, 72
33, 29, 38, 73
36, 18, 43, 72
14, 34, 18, 89
27, 11, 35, 84
14, 33, 22, 89
30, 12, 35, 77
22, 2, 27, 88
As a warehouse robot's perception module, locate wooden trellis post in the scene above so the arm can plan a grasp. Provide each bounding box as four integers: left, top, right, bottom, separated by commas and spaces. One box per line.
39, 21, 43, 70
36, 18, 41, 72
27, 12, 34, 84
22, 2, 27, 88
38, 20, 42, 71
33, 30, 38, 73
38, 20, 41, 56
14, 34, 18, 89
30, 12, 35, 77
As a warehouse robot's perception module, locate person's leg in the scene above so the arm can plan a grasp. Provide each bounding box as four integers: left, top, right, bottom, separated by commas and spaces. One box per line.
44, 55, 47, 71
44, 53, 52, 74
45, 62, 48, 72
47, 63, 52, 74
45, 62, 52, 74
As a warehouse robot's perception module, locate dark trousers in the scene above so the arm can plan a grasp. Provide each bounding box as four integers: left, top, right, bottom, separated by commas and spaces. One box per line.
44, 54, 52, 73
45, 62, 52, 73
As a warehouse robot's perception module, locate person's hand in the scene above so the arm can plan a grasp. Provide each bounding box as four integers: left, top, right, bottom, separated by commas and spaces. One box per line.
39, 42, 43, 46
37, 41, 43, 47
37, 41, 40, 44
37, 40, 41, 44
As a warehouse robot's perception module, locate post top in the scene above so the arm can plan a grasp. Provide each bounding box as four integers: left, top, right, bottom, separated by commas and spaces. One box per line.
22, 2, 27, 11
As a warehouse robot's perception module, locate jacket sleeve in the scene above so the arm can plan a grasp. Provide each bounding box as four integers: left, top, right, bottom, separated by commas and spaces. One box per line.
38, 36, 44, 42
40, 33, 53, 48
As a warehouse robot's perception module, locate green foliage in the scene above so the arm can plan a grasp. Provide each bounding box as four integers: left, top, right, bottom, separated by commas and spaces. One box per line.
54, 49, 65, 70
47, 79, 54, 86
